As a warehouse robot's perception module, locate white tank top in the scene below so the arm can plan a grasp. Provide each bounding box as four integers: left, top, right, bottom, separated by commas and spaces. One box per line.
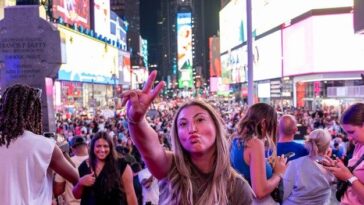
0, 130, 55, 205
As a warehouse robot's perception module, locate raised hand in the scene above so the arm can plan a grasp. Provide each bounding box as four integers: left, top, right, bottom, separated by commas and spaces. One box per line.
79, 171, 96, 187
121, 70, 165, 124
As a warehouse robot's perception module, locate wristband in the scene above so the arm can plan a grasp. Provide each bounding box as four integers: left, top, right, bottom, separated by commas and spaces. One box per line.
347, 176, 358, 186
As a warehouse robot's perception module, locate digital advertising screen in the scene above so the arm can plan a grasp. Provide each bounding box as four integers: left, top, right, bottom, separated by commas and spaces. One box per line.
119, 51, 131, 84
283, 13, 364, 76
53, 0, 91, 29
177, 12, 194, 88
221, 47, 246, 84
253, 30, 282, 81
219, 0, 246, 53
93, 0, 110, 37
209, 37, 222, 77
57, 26, 118, 84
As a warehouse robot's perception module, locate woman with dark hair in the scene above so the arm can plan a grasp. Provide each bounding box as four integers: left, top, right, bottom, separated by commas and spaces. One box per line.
324, 103, 364, 204
230, 103, 287, 204
0, 84, 78, 205
73, 131, 137, 205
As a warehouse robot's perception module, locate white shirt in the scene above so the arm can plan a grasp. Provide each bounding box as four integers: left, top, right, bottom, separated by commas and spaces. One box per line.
138, 168, 159, 205
0, 130, 55, 205
54, 155, 89, 205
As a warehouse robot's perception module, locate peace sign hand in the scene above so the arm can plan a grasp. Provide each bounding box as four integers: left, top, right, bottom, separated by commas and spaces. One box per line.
121, 70, 165, 124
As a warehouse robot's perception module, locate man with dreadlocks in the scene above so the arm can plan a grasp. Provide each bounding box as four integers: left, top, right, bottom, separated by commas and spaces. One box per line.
0, 84, 79, 205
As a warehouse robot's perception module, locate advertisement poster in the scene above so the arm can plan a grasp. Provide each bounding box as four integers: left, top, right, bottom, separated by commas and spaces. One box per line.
177, 12, 193, 88
53, 0, 90, 29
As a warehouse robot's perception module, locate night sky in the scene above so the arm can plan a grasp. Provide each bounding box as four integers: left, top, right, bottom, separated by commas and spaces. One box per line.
140, 0, 160, 45
140, 0, 221, 62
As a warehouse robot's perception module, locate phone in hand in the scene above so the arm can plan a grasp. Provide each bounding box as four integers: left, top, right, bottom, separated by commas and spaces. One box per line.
315, 159, 334, 167
284, 152, 296, 159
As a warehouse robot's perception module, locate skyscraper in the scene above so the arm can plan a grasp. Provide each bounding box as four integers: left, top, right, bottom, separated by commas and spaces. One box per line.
156, 0, 219, 90
110, 0, 141, 67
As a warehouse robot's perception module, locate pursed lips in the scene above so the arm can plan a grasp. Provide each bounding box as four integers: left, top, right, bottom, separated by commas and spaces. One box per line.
188, 134, 200, 143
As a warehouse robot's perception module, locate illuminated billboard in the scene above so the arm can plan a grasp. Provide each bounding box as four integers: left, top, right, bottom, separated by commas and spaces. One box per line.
219, 0, 246, 53
177, 12, 194, 88
58, 26, 118, 84
253, 30, 282, 81
209, 37, 221, 77
254, 0, 352, 35
221, 47, 246, 84
283, 13, 364, 76
53, 0, 91, 29
93, 0, 110, 37
119, 51, 131, 84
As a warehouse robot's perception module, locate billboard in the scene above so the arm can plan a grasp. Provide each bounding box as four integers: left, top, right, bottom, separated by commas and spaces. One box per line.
221, 47, 247, 84
209, 37, 222, 77
177, 12, 193, 88
53, 0, 91, 29
140, 37, 148, 68
219, 0, 246, 53
253, 30, 282, 81
57, 26, 118, 84
119, 51, 131, 84
254, 0, 352, 35
93, 0, 110, 37
283, 13, 364, 76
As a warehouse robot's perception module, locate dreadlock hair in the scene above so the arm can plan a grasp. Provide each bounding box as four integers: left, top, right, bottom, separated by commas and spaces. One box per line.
0, 84, 43, 147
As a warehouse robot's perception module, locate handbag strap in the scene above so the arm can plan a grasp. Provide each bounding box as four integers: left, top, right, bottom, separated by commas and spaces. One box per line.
348, 154, 364, 172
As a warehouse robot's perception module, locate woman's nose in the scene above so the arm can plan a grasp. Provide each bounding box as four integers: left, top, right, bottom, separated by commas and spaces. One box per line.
188, 122, 197, 133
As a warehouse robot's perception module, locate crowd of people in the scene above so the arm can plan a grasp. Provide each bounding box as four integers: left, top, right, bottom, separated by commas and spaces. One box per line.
1, 72, 364, 205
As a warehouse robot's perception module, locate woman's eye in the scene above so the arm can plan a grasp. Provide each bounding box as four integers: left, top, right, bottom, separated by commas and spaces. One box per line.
179, 122, 187, 127
196, 118, 205, 122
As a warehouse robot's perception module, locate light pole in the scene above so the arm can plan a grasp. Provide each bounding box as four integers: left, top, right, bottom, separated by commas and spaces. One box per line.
111, 73, 117, 109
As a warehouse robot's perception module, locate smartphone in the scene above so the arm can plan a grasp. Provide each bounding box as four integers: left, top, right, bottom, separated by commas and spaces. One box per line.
284, 152, 296, 159
316, 159, 334, 167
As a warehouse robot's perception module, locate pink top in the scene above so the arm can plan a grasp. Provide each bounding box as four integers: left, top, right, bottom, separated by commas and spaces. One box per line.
340, 143, 364, 205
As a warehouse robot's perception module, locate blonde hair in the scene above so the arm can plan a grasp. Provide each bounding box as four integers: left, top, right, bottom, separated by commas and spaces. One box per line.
159, 99, 240, 205
304, 129, 331, 157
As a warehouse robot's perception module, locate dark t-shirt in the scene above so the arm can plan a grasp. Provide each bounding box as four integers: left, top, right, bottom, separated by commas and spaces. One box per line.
78, 158, 128, 205
277, 141, 308, 161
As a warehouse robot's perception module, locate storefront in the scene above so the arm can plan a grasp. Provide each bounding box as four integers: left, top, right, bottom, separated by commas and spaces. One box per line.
55, 25, 126, 112
283, 12, 364, 109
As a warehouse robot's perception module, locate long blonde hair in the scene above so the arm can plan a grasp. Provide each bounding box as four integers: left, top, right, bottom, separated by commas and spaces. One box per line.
159, 99, 239, 205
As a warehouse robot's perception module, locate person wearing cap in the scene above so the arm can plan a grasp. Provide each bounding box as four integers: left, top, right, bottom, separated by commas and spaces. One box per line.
54, 136, 89, 205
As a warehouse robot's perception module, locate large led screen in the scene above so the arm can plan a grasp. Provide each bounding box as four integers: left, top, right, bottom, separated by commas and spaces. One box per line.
209, 37, 222, 77
219, 0, 246, 53
221, 47, 246, 84
93, 0, 110, 37
177, 12, 193, 88
53, 0, 91, 29
283, 13, 364, 76
254, 0, 352, 35
58, 26, 118, 84
253, 30, 282, 81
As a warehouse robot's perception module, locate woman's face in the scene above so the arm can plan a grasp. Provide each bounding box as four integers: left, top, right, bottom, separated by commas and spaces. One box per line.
176, 105, 217, 156
94, 138, 110, 161
341, 123, 364, 144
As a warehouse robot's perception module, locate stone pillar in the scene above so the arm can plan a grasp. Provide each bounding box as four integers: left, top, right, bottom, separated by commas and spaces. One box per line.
0, 5, 62, 132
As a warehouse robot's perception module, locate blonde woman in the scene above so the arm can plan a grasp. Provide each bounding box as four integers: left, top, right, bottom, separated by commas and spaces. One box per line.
282, 129, 335, 205
121, 71, 253, 205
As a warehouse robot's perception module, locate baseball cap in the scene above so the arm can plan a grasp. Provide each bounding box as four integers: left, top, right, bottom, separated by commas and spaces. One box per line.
70, 136, 87, 148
